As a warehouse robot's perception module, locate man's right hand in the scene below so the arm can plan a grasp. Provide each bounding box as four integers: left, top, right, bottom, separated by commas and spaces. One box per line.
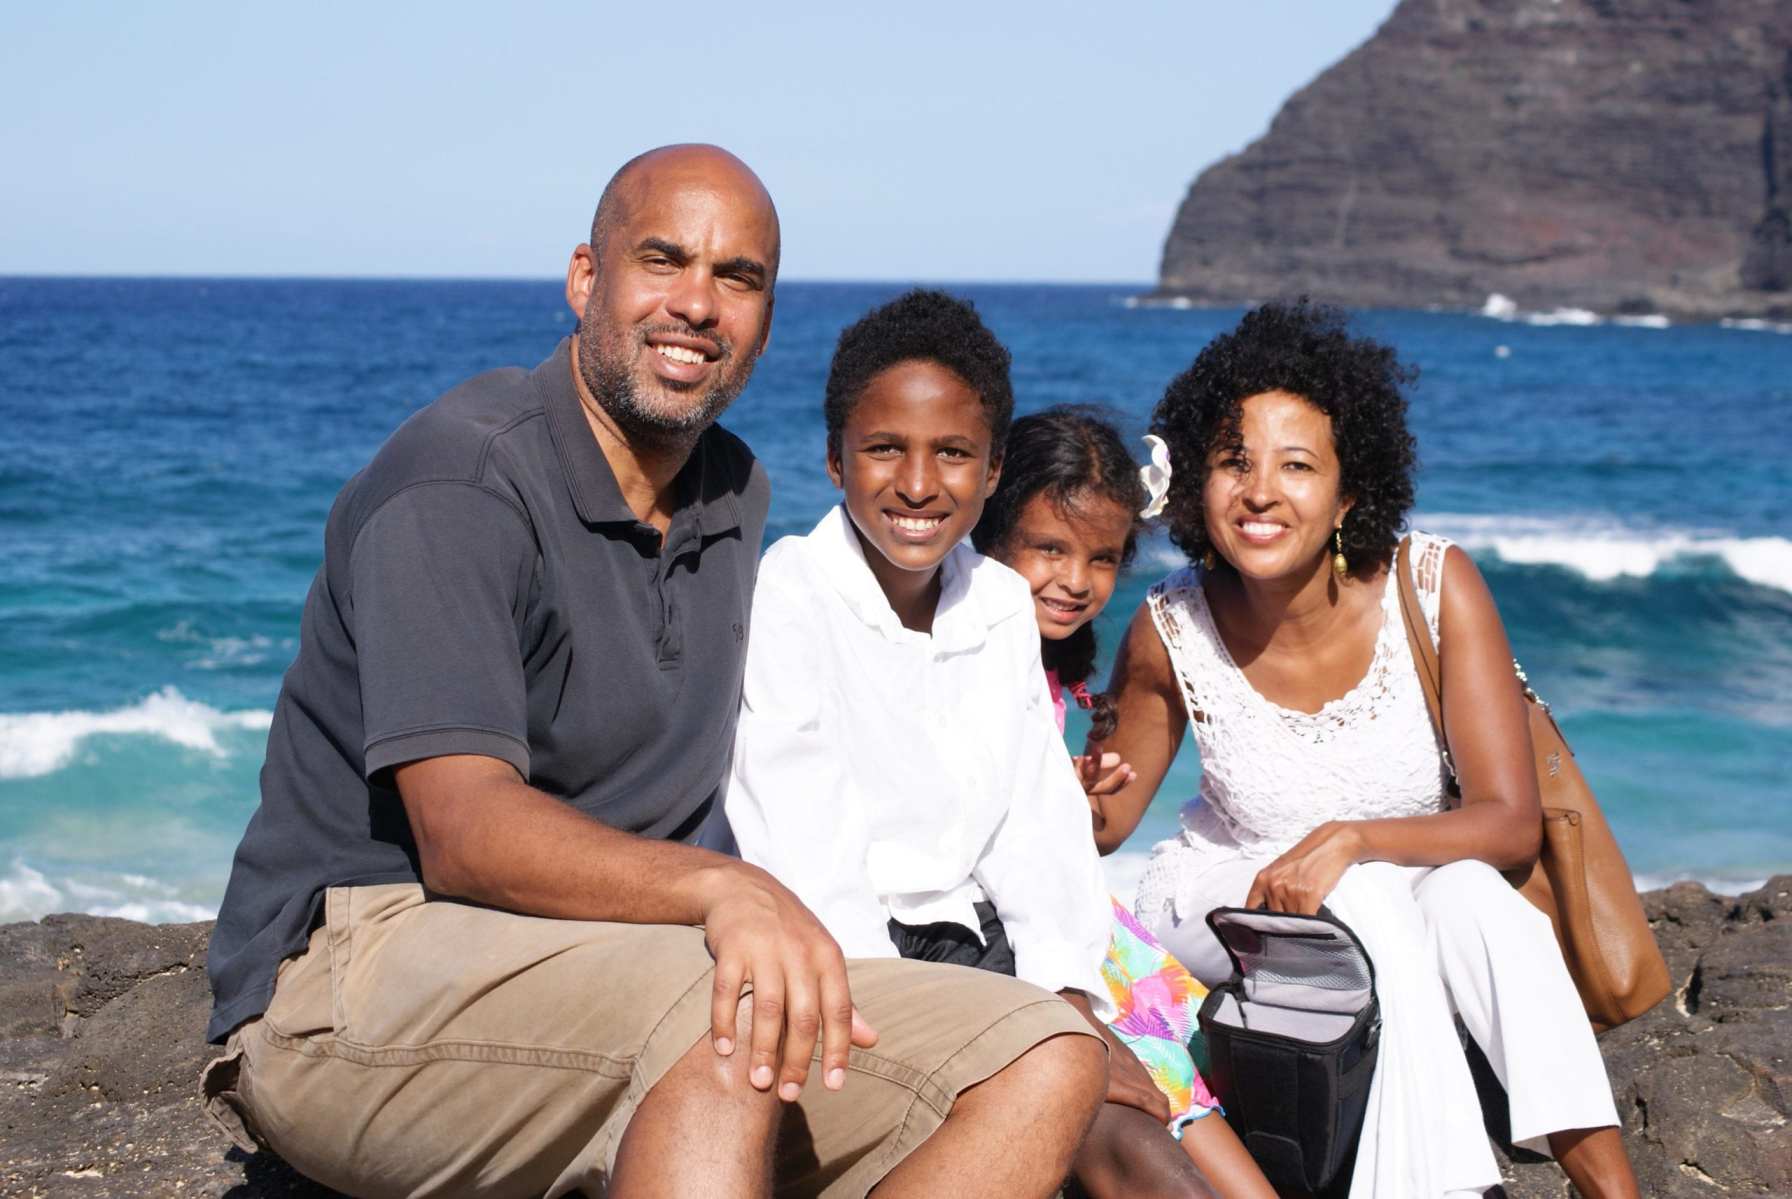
394, 757, 876, 1102
698, 861, 878, 1102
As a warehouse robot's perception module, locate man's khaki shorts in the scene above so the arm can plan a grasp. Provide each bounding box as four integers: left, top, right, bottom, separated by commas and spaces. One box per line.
202, 884, 1092, 1198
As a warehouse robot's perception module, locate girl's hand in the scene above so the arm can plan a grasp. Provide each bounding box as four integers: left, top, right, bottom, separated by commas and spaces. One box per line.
1073, 752, 1134, 804
1245, 822, 1365, 915
1100, 1026, 1174, 1123
1059, 989, 1172, 1124
1073, 752, 1135, 834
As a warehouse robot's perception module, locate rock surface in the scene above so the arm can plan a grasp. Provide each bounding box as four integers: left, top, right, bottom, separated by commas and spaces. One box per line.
1157, 0, 1792, 319
1, 881, 1787, 1196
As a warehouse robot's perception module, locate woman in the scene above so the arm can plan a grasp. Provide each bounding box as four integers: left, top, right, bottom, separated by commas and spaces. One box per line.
1088, 301, 1638, 1198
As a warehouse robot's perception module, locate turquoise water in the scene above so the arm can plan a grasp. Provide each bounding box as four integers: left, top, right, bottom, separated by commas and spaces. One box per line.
1, 278, 1788, 921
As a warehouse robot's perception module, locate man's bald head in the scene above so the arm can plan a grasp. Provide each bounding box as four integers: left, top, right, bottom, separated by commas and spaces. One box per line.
566, 144, 780, 454
589, 144, 781, 284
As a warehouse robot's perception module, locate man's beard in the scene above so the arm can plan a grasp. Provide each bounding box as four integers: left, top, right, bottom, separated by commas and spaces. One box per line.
576, 320, 756, 450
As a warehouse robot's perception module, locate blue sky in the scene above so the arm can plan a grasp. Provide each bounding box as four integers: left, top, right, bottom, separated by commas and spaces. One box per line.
1, 3, 1398, 282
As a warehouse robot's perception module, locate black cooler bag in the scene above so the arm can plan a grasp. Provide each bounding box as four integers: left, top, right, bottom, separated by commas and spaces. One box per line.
1196, 906, 1380, 1193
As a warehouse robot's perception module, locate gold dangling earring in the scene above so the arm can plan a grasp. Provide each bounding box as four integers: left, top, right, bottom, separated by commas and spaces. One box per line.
1332, 528, 1348, 577
1201, 547, 1217, 571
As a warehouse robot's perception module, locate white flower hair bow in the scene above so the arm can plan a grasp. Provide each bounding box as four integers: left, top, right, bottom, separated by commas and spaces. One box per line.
1139, 434, 1172, 519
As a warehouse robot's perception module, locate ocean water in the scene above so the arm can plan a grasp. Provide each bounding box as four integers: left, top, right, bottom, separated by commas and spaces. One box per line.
2, 278, 1788, 923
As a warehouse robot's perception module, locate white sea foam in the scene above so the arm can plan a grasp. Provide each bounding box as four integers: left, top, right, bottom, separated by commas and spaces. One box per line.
156, 621, 285, 669
1138, 518, 1792, 594
0, 687, 273, 780
1477, 294, 1669, 329
1420, 514, 1792, 593
0, 860, 217, 923
1480, 293, 1519, 320
1523, 307, 1602, 326
1632, 871, 1767, 896
1720, 317, 1792, 335
1123, 294, 1202, 311
0, 861, 63, 917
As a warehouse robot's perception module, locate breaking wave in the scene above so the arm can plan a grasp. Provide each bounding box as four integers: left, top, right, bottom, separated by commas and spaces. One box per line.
1141, 517, 1792, 595
0, 859, 217, 924
0, 687, 272, 780
1420, 514, 1792, 593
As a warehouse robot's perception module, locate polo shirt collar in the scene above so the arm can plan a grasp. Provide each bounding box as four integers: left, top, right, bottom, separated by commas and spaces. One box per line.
810, 505, 988, 653
535, 337, 743, 537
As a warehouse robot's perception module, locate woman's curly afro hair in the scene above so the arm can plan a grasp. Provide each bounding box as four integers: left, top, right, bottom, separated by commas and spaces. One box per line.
824, 289, 1014, 456
1150, 299, 1418, 569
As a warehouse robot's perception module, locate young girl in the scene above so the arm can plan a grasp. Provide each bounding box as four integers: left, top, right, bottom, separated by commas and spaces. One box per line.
972, 407, 1274, 1199
729, 291, 1231, 1197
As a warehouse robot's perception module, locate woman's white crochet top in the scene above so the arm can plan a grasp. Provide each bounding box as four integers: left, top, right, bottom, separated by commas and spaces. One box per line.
1134, 533, 1454, 928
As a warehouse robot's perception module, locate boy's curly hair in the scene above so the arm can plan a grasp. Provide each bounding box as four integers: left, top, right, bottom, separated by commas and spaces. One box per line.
824, 289, 1014, 455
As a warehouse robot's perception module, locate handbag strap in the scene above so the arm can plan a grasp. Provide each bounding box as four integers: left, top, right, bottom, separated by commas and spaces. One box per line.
1395, 535, 1457, 784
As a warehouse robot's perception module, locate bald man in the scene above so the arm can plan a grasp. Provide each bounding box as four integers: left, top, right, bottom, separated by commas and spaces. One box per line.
200, 146, 1106, 1199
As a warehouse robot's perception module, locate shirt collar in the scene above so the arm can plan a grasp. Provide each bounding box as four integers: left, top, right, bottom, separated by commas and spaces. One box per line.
809, 505, 991, 652
535, 337, 743, 538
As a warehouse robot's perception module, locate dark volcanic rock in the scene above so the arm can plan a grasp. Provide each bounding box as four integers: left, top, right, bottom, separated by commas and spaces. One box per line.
0, 914, 336, 1198
1158, 0, 1792, 318
1, 882, 1788, 1196
1490, 876, 1792, 1198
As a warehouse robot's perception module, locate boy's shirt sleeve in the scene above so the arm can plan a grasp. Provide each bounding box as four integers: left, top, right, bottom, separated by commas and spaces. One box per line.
726, 569, 899, 961
973, 615, 1115, 1018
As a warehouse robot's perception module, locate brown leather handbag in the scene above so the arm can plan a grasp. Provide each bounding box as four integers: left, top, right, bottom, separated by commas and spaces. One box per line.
1395, 537, 1670, 1031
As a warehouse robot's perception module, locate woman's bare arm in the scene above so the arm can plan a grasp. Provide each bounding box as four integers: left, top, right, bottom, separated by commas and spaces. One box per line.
1084, 601, 1188, 854
1247, 546, 1544, 912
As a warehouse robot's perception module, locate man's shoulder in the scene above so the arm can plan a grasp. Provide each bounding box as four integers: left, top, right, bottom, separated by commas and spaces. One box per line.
378, 365, 544, 484
697, 422, 769, 515
336, 363, 547, 528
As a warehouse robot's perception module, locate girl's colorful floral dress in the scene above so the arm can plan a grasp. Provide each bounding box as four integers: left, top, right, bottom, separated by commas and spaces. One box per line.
1047, 669, 1221, 1131
1102, 896, 1220, 1129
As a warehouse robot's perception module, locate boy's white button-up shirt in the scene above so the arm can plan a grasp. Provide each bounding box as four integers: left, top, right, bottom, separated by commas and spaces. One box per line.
727, 505, 1111, 1005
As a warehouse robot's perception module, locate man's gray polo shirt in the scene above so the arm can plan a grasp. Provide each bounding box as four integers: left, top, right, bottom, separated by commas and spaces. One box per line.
207, 338, 768, 1042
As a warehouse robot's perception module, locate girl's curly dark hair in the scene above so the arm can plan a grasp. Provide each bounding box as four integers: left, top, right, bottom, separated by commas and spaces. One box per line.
972, 406, 1146, 740
824, 289, 1014, 457
1151, 299, 1417, 570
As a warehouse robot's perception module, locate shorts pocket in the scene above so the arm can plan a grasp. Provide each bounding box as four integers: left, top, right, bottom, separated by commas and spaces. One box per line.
199, 1036, 262, 1153
259, 904, 340, 1042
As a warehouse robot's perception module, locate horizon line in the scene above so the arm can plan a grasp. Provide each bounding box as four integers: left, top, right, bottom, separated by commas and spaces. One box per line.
0, 271, 1154, 288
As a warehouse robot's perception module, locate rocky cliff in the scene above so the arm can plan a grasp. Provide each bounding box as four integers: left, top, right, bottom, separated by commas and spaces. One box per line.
2, 880, 1788, 1196
1158, 0, 1792, 317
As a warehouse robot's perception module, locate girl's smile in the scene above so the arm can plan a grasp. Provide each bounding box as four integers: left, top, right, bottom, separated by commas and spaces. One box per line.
1000, 490, 1134, 641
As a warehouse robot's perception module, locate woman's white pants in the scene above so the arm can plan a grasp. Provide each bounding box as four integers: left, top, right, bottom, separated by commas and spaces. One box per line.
1149, 858, 1619, 1198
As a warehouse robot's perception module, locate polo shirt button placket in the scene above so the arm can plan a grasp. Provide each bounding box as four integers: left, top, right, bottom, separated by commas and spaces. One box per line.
655, 524, 698, 669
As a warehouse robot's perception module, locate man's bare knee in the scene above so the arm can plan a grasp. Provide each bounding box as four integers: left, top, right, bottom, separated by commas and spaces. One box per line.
1023, 1031, 1107, 1106
660, 992, 779, 1107
613, 997, 781, 1197
960, 1030, 1106, 1127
